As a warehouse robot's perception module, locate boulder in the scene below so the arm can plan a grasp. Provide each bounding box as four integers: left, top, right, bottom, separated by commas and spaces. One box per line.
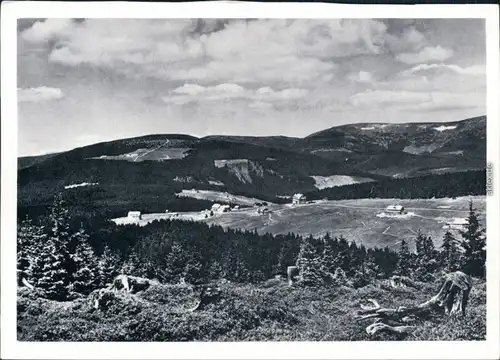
287, 266, 299, 286
113, 274, 154, 294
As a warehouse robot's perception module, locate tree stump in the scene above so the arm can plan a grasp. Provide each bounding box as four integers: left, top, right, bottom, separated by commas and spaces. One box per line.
355, 271, 472, 336
189, 285, 222, 312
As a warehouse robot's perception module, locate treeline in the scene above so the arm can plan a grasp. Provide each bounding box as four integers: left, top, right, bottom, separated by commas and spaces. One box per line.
306, 170, 486, 201
17, 194, 486, 301
295, 200, 485, 287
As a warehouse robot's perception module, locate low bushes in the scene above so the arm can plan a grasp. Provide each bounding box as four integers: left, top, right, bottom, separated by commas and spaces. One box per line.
17, 277, 486, 342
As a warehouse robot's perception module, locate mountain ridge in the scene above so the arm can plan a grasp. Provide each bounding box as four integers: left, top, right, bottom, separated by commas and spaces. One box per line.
18, 115, 486, 220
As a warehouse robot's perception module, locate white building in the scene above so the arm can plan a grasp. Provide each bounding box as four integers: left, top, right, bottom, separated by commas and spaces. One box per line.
211, 203, 231, 213
292, 193, 307, 205
127, 211, 142, 220
386, 205, 405, 214
444, 218, 468, 230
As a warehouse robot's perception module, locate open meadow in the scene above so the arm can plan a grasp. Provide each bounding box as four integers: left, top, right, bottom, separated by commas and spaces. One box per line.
112, 196, 486, 250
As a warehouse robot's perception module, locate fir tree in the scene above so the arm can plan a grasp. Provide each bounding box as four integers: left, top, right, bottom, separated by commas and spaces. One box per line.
71, 227, 100, 294
414, 231, 438, 280
459, 201, 486, 277
121, 250, 142, 276
98, 245, 121, 287
17, 216, 38, 286
30, 193, 74, 300
320, 234, 337, 279
207, 259, 223, 281
33, 237, 71, 300
164, 242, 187, 283
440, 230, 460, 272
396, 239, 412, 277
296, 236, 324, 287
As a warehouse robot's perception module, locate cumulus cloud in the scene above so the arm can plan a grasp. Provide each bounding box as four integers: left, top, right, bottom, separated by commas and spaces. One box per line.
404, 63, 485, 76
396, 45, 454, 64
20, 19, 397, 86
349, 71, 374, 83
385, 26, 426, 53
18, 86, 64, 103
17, 18, 486, 130
21, 19, 73, 43
162, 83, 309, 107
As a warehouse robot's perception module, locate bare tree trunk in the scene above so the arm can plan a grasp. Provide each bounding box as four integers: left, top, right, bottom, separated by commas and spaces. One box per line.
356, 272, 472, 336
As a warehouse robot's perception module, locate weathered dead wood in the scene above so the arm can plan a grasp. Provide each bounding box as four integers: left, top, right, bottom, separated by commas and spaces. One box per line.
21, 277, 35, 290
389, 275, 418, 289
189, 285, 222, 312
356, 271, 472, 336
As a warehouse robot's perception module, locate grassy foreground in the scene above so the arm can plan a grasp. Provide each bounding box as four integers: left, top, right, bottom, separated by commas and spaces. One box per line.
17, 277, 486, 342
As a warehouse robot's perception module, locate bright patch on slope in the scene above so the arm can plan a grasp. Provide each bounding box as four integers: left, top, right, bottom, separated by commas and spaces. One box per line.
64, 182, 98, 189
376, 211, 416, 219
360, 127, 376, 131
311, 175, 373, 189
434, 125, 457, 132
176, 189, 270, 206
92, 147, 189, 162
214, 159, 264, 184
208, 180, 225, 187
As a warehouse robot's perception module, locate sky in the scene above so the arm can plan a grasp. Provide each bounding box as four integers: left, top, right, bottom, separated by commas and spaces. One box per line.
17, 18, 486, 156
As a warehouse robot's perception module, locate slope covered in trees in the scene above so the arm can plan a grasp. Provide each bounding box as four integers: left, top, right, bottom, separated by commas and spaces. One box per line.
16, 193, 487, 341
306, 170, 485, 201
18, 194, 486, 300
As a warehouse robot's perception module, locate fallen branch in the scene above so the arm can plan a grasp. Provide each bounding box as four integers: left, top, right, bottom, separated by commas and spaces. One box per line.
21, 277, 35, 290
356, 271, 472, 336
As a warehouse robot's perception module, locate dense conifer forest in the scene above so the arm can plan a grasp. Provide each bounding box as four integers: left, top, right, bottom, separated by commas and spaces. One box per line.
306, 170, 486, 201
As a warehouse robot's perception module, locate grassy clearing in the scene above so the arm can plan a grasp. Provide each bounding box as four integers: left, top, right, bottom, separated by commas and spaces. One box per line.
203, 196, 486, 250
17, 277, 486, 342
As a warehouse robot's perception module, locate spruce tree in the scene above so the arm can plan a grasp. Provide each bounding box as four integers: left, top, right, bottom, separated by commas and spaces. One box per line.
320, 234, 337, 278
296, 236, 324, 287
17, 216, 38, 286
98, 245, 121, 287
71, 227, 99, 294
121, 250, 142, 276
208, 259, 223, 281
33, 237, 71, 300
31, 193, 73, 300
396, 239, 412, 277
440, 230, 459, 272
459, 201, 486, 277
164, 242, 187, 283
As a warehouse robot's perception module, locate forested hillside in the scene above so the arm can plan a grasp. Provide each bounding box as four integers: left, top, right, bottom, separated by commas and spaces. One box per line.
17, 193, 487, 341
306, 170, 486, 201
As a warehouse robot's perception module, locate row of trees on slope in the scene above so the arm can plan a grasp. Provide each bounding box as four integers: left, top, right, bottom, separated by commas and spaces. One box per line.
306, 170, 486, 201
17, 194, 486, 301
295, 201, 485, 287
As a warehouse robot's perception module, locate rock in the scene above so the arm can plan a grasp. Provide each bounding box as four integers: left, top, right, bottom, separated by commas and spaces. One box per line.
113, 274, 153, 294
89, 288, 117, 310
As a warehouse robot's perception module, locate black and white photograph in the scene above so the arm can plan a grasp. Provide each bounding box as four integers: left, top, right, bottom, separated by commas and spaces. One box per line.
1, 2, 499, 359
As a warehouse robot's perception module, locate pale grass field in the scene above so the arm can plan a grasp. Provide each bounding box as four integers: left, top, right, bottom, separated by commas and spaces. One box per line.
112, 196, 486, 250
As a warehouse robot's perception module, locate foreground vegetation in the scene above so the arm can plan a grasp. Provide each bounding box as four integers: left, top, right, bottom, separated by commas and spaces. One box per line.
17, 193, 486, 341
17, 276, 486, 341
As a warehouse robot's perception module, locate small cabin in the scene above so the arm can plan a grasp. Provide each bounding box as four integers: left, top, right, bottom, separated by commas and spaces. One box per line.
292, 193, 307, 205
445, 218, 468, 230
386, 205, 405, 214
211, 203, 231, 213
127, 211, 142, 220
